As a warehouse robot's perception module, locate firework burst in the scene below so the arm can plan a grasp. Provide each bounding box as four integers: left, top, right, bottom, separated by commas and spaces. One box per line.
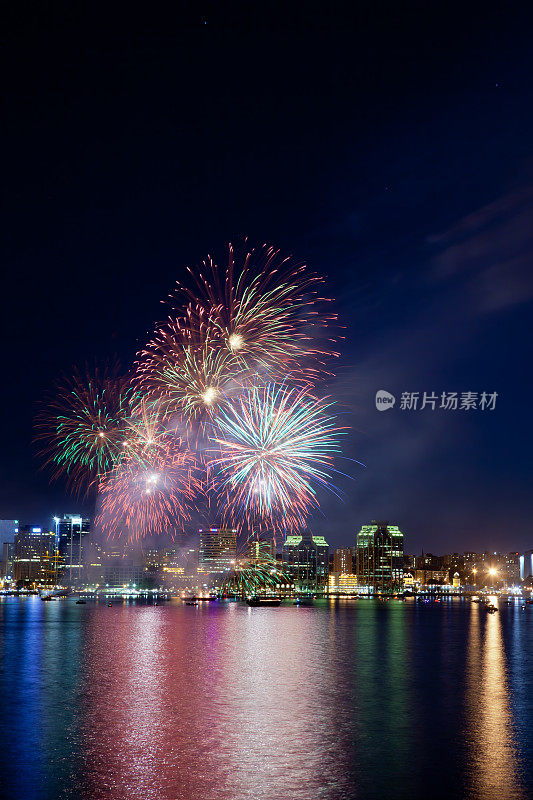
171, 242, 338, 382
208, 383, 345, 531
96, 437, 199, 540
135, 307, 243, 423
35, 365, 135, 493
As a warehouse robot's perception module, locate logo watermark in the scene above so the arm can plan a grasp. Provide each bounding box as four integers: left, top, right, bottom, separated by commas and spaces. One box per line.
375, 390, 396, 411
375, 390, 498, 411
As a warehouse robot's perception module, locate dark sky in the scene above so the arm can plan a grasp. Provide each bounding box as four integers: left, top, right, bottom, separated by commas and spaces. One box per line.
1, 2, 532, 553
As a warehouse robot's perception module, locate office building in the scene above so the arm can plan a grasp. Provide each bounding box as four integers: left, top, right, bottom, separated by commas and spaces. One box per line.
282, 531, 329, 593
198, 527, 237, 573
328, 572, 357, 594
356, 521, 404, 593
333, 547, 354, 574
0, 519, 18, 548
519, 550, 533, 581
54, 514, 90, 584
13, 526, 59, 587
1, 542, 14, 579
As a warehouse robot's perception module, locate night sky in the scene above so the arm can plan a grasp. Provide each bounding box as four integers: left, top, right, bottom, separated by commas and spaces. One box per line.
2, 3, 532, 553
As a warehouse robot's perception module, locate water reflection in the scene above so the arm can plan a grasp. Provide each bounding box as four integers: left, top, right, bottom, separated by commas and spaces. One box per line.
0, 597, 532, 800
466, 599, 524, 800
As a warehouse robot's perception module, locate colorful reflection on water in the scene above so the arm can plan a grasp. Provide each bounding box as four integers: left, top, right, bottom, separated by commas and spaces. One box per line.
0, 596, 532, 800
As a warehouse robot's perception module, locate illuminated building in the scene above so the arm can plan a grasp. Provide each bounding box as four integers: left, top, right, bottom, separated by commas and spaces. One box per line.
328, 572, 357, 594
519, 550, 533, 581
102, 562, 146, 590
356, 521, 404, 593
453, 572, 461, 588
0, 519, 18, 548
13, 526, 60, 587
1, 542, 14, 579
403, 571, 415, 588
333, 547, 354, 574
503, 552, 520, 583
282, 531, 329, 593
198, 527, 237, 573
54, 514, 90, 584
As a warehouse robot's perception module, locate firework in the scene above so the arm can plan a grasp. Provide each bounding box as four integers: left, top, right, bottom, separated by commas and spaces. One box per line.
135, 306, 242, 423
207, 383, 345, 531
221, 540, 292, 597
96, 437, 199, 540
171, 242, 338, 382
35, 365, 135, 493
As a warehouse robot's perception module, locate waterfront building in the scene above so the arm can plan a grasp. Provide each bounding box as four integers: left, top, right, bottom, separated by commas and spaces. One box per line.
198, 527, 237, 573
356, 521, 404, 593
504, 552, 520, 583
54, 514, 90, 585
519, 550, 533, 581
0, 519, 18, 548
333, 547, 354, 574
282, 531, 329, 593
1, 542, 14, 579
328, 572, 357, 594
13, 526, 59, 587
102, 562, 146, 590
403, 571, 415, 588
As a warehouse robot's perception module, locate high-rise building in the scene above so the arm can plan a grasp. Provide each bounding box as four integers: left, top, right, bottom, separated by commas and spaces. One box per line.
54, 514, 90, 584
198, 527, 237, 573
356, 521, 404, 593
333, 547, 354, 574
13, 526, 59, 587
1, 542, 14, 579
282, 531, 329, 593
0, 520, 18, 549
519, 550, 533, 581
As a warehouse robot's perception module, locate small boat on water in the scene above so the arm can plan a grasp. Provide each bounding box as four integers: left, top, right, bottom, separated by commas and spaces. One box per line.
185, 601, 198, 606
76, 599, 86, 604
246, 597, 281, 607
486, 604, 498, 613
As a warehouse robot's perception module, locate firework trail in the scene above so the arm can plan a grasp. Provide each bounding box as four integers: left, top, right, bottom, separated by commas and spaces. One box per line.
207, 383, 345, 532
171, 242, 339, 383
35, 365, 135, 493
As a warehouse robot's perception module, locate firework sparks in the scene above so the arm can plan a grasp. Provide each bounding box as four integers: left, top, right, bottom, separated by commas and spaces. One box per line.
135, 307, 242, 422
172, 242, 339, 381
96, 437, 199, 540
208, 383, 345, 531
35, 365, 135, 493
222, 541, 292, 597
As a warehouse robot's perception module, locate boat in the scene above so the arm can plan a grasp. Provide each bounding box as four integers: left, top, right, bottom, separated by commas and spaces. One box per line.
107, 602, 112, 607
185, 601, 198, 606
75, 599, 86, 604
246, 597, 281, 607
486, 604, 498, 613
